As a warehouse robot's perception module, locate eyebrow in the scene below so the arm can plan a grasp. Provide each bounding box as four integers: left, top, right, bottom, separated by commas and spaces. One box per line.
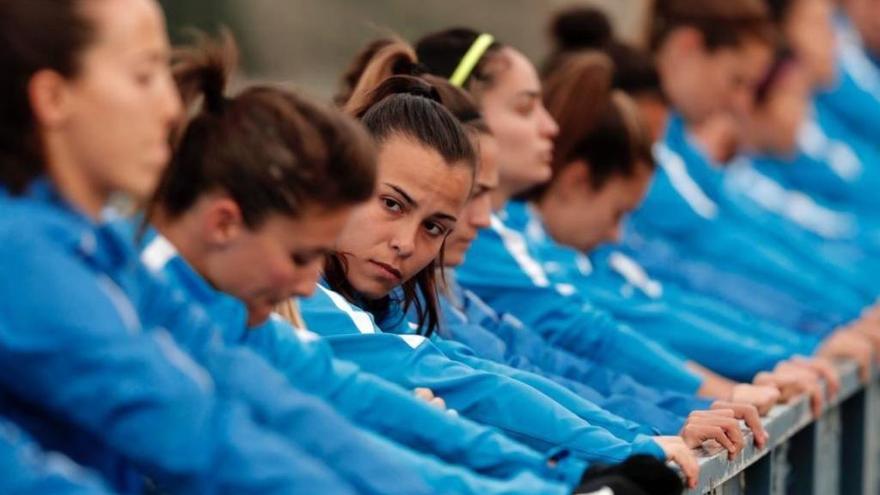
432, 212, 458, 223
385, 182, 458, 223
386, 183, 417, 208
516, 90, 541, 100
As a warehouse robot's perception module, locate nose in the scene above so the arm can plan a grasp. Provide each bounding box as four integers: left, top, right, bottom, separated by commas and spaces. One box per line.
389, 222, 417, 258
159, 70, 183, 127
538, 104, 560, 139
470, 194, 492, 230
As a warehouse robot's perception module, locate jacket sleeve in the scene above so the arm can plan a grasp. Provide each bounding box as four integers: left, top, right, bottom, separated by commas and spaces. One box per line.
0, 230, 356, 495
433, 338, 658, 440
320, 332, 666, 465
244, 319, 585, 487
198, 344, 575, 495
456, 227, 703, 394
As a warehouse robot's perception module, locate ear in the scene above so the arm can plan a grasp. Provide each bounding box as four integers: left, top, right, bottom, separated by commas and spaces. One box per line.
556, 160, 593, 199
202, 197, 246, 247
28, 69, 74, 129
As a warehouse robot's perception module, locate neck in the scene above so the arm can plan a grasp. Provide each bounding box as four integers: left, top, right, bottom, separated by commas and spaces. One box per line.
152, 209, 210, 279
45, 139, 108, 220
531, 194, 561, 242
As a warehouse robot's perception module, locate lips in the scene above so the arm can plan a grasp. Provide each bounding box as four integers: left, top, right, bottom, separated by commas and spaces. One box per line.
369, 260, 403, 281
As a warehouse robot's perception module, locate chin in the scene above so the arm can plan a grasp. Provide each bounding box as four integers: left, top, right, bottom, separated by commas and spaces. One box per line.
352, 279, 392, 300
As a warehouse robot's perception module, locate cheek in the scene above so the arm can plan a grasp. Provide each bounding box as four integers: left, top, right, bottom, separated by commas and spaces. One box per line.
404, 237, 444, 278
335, 206, 380, 255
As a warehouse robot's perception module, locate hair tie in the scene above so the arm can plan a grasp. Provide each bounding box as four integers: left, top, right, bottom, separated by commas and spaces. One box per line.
449, 33, 495, 87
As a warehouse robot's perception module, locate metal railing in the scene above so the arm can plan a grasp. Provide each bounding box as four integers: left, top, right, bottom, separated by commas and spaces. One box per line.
686, 361, 880, 495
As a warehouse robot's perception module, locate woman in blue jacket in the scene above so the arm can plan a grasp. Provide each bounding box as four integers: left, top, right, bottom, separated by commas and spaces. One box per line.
139, 35, 580, 494
621, 0, 880, 324
428, 72, 774, 444
484, 40, 863, 407
0, 2, 373, 493
815, 0, 880, 146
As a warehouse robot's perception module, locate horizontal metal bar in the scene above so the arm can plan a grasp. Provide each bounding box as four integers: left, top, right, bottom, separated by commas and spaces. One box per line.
684, 360, 870, 494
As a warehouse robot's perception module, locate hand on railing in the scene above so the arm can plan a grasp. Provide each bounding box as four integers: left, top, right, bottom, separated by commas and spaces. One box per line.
786, 356, 840, 398
753, 362, 825, 417
654, 436, 699, 489
729, 383, 780, 415
709, 401, 768, 449
817, 329, 874, 382
679, 409, 744, 459
848, 315, 880, 354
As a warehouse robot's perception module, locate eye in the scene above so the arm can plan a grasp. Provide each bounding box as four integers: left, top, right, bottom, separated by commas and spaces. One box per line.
515, 101, 535, 117
382, 197, 403, 214
133, 64, 162, 87
291, 251, 322, 267
424, 221, 448, 238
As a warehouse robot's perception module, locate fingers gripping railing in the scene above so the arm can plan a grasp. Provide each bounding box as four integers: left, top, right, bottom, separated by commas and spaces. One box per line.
685, 361, 880, 495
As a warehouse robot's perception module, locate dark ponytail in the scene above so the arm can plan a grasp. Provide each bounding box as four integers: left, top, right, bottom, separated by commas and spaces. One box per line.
0, 0, 97, 194
543, 7, 664, 102
150, 32, 376, 228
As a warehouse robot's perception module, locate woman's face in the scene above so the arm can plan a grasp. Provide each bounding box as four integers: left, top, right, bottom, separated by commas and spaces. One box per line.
479, 47, 558, 201
746, 65, 811, 156
46, 0, 180, 208
785, 0, 837, 88
546, 163, 653, 253
194, 195, 353, 327
444, 133, 500, 267
334, 134, 473, 299
666, 32, 772, 125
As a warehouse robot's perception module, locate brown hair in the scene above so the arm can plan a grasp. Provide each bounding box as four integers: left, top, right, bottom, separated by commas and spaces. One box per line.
544, 7, 665, 103
535, 52, 655, 198
150, 32, 376, 228
0, 0, 97, 194
415, 28, 510, 101
338, 37, 490, 135
650, 0, 775, 52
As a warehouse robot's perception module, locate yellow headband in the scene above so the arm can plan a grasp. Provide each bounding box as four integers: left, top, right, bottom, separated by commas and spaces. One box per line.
449, 33, 495, 87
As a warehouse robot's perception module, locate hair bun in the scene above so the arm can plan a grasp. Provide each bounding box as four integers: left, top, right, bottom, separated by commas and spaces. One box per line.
550, 7, 613, 50
391, 58, 428, 77
380, 75, 443, 104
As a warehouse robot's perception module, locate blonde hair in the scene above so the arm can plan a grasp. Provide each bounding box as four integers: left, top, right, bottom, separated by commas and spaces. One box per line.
274, 299, 307, 330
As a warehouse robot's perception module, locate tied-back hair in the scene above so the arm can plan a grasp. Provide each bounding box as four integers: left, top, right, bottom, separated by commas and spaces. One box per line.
533, 52, 655, 199
415, 28, 509, 100
326, 42, 478, 337
0, 0, 96, 194
544, 6, 666, 103
338, 37, 491, 136
149, 31, 377, 228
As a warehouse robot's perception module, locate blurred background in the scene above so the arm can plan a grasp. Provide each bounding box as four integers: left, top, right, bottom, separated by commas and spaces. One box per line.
159, 0, 648, 100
